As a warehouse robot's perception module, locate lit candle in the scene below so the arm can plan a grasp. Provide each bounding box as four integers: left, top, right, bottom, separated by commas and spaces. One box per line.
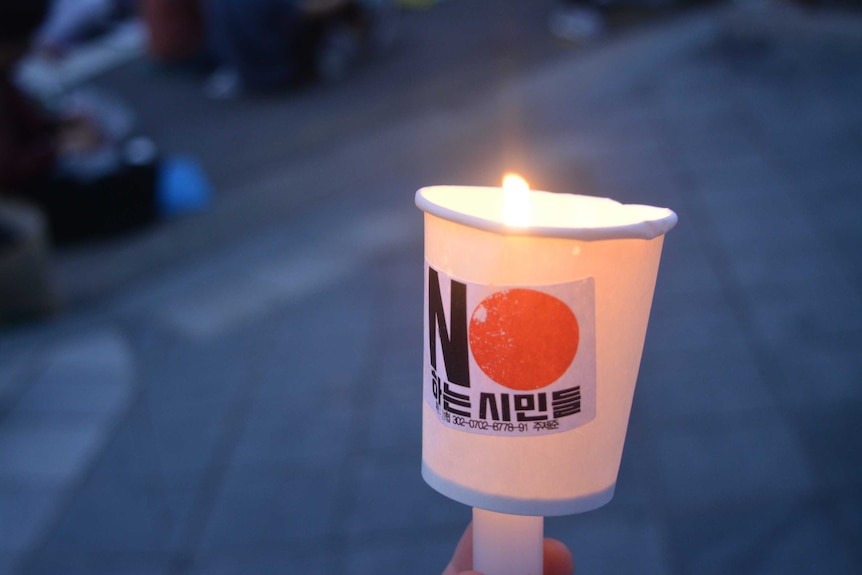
417, 178, 676, 574
502, 173, 531, 228
479, 174, 543, 575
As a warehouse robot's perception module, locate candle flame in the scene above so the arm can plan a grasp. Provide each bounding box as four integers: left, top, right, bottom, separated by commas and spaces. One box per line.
502, 173, 530, 227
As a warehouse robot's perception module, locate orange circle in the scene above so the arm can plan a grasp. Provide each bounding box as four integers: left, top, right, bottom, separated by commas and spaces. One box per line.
469, 289, 579, 391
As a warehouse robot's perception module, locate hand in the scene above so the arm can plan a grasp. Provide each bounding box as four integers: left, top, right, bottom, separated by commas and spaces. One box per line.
443, 522, 575, 575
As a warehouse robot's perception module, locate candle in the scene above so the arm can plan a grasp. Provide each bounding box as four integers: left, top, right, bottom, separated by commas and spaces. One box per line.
417, 178, 676, 575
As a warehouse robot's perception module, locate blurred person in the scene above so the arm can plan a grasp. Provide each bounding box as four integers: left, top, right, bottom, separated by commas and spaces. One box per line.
443, 523, 575, 575
0, 0, 187, 243
33, 0, 134, 57
203, 0, 382, 98
549, 0, 681, 43
139, 0, 208, 64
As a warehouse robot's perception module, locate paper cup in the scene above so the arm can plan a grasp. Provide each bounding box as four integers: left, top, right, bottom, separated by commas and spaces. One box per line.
417, 186, 676, 515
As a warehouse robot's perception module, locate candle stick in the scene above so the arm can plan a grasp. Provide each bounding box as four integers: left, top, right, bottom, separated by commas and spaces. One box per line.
417, 179, 676, 575
473, 508, 543, 575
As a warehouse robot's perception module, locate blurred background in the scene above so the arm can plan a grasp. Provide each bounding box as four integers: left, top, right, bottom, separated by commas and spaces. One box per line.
1, 0, 861, 573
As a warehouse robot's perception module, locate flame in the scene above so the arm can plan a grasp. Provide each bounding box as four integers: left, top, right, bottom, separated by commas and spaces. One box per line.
502, 173, 530, 227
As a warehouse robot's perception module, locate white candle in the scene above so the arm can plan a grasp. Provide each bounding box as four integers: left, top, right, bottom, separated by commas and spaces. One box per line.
417, 179, 676, 574
473, 507, 543, 575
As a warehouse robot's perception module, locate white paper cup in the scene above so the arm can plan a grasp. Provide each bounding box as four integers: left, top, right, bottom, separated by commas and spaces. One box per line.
417, 186, 676, 515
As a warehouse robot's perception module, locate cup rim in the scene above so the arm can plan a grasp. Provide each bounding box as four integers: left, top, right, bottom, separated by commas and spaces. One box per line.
416, 185, 678, 241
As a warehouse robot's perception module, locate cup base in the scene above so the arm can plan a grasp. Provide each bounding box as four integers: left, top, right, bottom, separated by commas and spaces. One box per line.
421, 460, 615, 516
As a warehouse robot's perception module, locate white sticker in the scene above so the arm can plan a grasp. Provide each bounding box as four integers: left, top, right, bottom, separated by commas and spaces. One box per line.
424, 261, 596, 437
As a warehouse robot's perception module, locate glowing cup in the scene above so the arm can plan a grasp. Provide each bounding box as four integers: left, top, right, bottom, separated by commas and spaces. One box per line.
417, 183, 676, 574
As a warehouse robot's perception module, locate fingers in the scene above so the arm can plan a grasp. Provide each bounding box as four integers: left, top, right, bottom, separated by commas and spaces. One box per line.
444, 523, 575, 575
443, 522, 474, 575
543, 538, 575, 575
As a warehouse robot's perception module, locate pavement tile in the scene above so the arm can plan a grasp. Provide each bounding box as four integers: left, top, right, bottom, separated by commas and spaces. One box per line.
692, 179, 801, 216
806, 191, 862, 262
0, 348, 34, 409
585, 147, 668, 190
667, 496, 860, 575
348, 455, 468, 537
378, 278, 423, 333
831, 488, 862, 553
754, 93, 859, 148
650, 411, 816, 512
0, 482, 58, 554
648, 235, 726, 301
159, 476, 205, 552
189, 551, 327, 575
706, 201, 817, 253
371, 343, 422, 453
252, 334, 374, 410
24, 554, 171, 575
138, 336, 250, 411
656, 90, 736, 137
772, 335, 862, 407
534, 131, 646, 175
773, 124, 862, 173
781, 146, 862, 200
686, 156, 782, 201
546, 508, 671, 575
35, 331, 132, 380
251, 287, 378, 403
10, 380, 132, 424
364, 387, 421, 457
588, 166, 682, 212
741, 281, 862, 345
146, 404, 227, 478
637, 341, 776, 419
717, 228, 824, 272
655, 92, 734, 132
340, 532, 453, 575
649, 259, 725, 310
673, 132, 761, 174
649, 59, 731, 114
609, 413, 657, 511
0, 555, 16, 575
155, 254, 357, 340
0, 421, 105, 485
727, 245, 851, 298
643, 291, 743, 355
791, 402, 862, 491
229, 398, 354, 469
598, 99, 664, 139
200, 464, 340, 552
39, 474, 172, 554
587, 154, 678, 204
3, 329, 133, 423
86, 407, 162, 483
256, 358, 361, 407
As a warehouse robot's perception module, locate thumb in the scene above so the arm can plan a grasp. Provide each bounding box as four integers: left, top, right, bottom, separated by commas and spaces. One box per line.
543, 538, 575, 575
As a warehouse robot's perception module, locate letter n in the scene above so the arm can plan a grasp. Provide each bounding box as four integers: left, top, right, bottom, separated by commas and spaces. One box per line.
428, 267, 470, 388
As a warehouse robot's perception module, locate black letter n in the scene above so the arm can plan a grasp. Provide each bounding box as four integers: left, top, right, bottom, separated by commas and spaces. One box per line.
428, 267, 470, 388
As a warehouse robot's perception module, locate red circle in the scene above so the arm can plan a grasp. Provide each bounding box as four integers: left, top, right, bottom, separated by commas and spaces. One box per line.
469, 289, 579, 391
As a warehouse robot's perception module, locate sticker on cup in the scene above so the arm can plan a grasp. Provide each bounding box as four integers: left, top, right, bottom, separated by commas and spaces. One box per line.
424, 262, 596, 437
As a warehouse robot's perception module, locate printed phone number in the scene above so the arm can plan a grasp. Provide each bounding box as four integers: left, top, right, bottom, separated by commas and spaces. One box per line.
445, 414, 561, 433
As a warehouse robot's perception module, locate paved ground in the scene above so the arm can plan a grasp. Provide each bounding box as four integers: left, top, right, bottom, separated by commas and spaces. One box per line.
2, 1, 862, 574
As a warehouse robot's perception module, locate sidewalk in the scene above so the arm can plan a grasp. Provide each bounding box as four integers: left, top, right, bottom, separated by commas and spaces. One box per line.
2, 3, 861, 574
